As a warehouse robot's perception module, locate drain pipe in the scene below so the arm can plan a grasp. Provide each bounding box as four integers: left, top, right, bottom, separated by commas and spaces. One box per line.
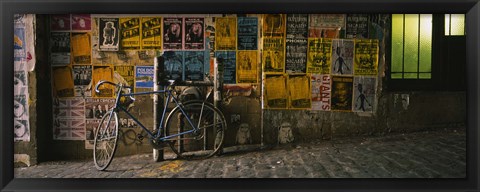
153, 55, 164, 162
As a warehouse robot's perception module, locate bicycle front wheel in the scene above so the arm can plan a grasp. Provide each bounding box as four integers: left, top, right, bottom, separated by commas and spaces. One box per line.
165, 101, 226, 160
93, 110, 119, 171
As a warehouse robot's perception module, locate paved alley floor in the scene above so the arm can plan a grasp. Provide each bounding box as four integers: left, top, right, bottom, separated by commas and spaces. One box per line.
14, 128, 466, 178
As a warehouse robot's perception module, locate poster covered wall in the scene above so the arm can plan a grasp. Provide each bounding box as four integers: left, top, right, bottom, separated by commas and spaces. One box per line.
184, 17, 205, 50
52, 98, 86, 140
311, 74, 331, 111
119, 17, 141, 50
114, 65, 135, 87
163, 51, 184, 81
52, 66, 75, 98
346, 14, 369, 39
307, 38, 332, 74
71, 14, 91, 31
184, 51, 206, 81
285, 14, 308, 74
14, 60, 30, 142
99, 18, 120, 51
163, 17, 183, 50
264, 74, 288, 109
354, 39, 379, 76
263, 37, 285, 73
50, 32, 71, 65
237, 17, 258, 50
237, 50, 258, 84
141, 17, 162, 50
262, 14, 286, 37
331, 76, 353, 111
135, 66, 155, 90
73, 65, 92, 97
215, 51, 236, 84
51, 14, 71, 31
71, 32, 92, 64
308, 14, 344, 38
215, 17, 237, 50
331, 39, 354, 75
14, 15, 33, 142
287, 75, 311, 109
92, 65, 114, 97
44, 14, 383, 144
353, 77, 376, 112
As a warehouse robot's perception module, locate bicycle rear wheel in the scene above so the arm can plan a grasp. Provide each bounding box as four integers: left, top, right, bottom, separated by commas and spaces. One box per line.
164, 101, 226, 160
93, 110, 119, 171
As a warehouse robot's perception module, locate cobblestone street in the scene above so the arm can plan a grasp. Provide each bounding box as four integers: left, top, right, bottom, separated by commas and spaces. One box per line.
14, 128, 466, 178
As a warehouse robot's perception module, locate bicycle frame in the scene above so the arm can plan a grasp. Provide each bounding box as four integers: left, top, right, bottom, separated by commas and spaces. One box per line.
111, 85, 204, 142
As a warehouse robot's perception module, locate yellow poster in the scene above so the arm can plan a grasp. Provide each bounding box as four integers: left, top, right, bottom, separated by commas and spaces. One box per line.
120, 17, 141, 50
237, 50, 258, 84
71, 32, 91, 64
287, 75, 311, 109
92, 65, 114, 98
262, 14, 286, 37
141, 17, 162, 50
307, 38, 332, 74
262, 37, 285, 73
264, 74, 287, 109
215, 17, 237, 50
52, 66, 75, 98
354, 39, 379, 76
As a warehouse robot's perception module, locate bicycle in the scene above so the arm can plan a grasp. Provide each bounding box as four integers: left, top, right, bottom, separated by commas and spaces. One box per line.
93, 79, 226, 171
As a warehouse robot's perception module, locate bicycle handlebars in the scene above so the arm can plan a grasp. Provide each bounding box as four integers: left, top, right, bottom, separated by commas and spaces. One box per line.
95, 80, 119, 93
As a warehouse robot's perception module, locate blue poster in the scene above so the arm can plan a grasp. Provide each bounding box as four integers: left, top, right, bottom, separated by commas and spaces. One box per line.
14, 27, 26, 60
135, 66, 154, 88
163, 51, 184, 81
184, 51, 205, 81
237, 17, 258, 50
215, 51, 236, 84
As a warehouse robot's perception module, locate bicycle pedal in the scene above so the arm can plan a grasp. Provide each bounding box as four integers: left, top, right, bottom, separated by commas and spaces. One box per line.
137, 134, 144, 141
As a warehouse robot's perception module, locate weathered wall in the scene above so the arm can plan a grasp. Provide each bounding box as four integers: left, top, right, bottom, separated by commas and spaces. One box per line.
14, 72, 38, 167
262, 91, 466, 144
222, 96, 262, 146
16, 14, 467, 164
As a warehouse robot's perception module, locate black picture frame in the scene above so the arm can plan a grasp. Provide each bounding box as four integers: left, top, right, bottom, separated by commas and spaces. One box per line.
1, 0, 479, 191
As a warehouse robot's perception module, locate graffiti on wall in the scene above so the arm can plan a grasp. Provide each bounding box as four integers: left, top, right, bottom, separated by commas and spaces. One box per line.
278, 122, 294, 144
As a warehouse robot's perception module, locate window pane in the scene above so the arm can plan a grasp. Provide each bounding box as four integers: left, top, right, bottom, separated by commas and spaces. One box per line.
404, 14, 419, 75
391, 14, 404, 74
419, 14, 432, 74
391, 73, 403, 79
419, 73, 431, 79
404, 73, 418, 79
450, 14, 465, 36
445, 14, 450, 35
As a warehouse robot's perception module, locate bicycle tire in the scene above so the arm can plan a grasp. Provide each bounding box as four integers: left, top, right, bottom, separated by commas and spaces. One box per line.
93, 110, 119, 171
164, 101, 226, 160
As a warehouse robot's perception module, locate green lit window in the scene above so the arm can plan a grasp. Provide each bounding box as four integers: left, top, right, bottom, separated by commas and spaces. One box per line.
391, 14, 432, 79
445, 14, 465, 36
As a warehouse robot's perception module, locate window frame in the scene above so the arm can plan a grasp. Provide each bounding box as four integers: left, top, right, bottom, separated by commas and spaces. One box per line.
386, 14, 464, 92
